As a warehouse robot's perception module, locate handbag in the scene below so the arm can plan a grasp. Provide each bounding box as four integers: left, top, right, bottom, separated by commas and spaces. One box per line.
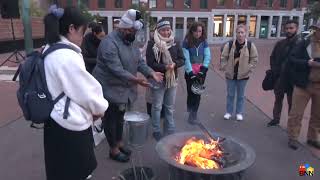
262, 69, 275, 91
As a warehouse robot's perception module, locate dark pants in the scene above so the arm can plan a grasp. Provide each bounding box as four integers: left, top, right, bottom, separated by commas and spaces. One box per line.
185, 73, 205, 112
102, 103, 125, 148
273, 79, 293, 121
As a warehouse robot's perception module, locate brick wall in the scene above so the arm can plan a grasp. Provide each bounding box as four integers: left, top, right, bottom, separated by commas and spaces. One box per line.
0, 17, 44, 42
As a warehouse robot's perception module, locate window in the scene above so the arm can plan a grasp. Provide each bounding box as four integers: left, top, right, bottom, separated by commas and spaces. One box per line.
80, 0, 89, 8
98, 0, 105, 8
66, 0, 73, 6
249, 16, 257, 37
249, 0, 257, 7
214, 16, 224, 37
293, 0, 301, 8
280, 0, 287, 8
200, 0, 208, 9
149, 0, 157, 8
267, 0, 273, 8
184, 0, 191, 9
226, 16, 235, 37
235, 0, 241, 7
166, 0, 174, 8
115, 0, 123, 8
175, 17, 184, 41
217, 0, 225, 6
132, 0, 139, 6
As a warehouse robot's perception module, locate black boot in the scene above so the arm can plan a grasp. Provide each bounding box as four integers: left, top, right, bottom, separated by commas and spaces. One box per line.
307, 140, 320, 149
288, 139, 299, 150
188, 112, 197, 125
267, 119, 279, 127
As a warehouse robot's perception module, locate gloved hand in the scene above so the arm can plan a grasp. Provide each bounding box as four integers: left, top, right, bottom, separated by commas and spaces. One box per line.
197, 66, 208, 80
187, 71, 197, 83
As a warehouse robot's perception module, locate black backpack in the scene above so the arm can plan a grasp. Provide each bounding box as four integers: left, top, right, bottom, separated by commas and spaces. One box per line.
16, 44, 74, 128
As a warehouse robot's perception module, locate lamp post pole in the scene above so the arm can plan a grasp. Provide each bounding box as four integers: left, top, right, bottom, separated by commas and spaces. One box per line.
22, 0, 33, 54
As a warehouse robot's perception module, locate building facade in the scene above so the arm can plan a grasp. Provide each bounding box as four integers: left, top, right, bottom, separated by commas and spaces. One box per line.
58, 0, 312, 43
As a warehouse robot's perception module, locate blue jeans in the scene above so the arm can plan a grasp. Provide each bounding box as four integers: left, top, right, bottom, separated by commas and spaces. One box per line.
226, 79, 248, 114
151, 84, 177, 133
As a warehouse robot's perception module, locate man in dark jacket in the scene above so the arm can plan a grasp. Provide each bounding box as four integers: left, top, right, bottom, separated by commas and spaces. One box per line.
287, 22, 320, 150
267, 20, 299, 126
93, 9, 163, 162
81, 24, 105, 74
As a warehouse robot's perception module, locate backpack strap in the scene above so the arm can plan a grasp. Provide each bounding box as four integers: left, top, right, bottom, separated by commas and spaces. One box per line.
63, 97, 71, 119
42, 43, 76, 120
247, 41, 252, 56
42, 43, 76, 58
228, 40, 233, 54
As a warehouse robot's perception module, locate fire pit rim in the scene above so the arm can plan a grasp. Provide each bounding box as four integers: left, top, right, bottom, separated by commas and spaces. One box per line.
155, 131, 256, 175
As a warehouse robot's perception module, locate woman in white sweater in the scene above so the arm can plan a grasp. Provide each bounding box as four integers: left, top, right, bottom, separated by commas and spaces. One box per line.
43, 6, 108, 180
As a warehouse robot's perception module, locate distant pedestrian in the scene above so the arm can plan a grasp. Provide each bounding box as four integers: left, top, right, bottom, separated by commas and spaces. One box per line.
220, 24, 258, 121
81, 23, 105, 74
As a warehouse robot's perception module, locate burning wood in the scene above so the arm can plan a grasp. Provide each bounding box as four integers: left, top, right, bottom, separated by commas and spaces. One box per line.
175, 137, 224, 169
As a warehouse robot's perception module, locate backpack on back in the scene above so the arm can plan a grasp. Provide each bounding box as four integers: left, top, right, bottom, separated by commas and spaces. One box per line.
16, 43, 74, 128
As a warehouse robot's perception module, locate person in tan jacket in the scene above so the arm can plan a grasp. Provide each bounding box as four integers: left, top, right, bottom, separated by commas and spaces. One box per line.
220, 24, 258, 121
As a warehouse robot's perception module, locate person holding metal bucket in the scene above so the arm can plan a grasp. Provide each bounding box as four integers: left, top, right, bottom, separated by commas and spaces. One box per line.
146, 19, 185, 141
93, 9, 163, 163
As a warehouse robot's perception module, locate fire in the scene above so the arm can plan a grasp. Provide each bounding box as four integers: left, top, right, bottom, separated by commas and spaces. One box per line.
176, 137, 223, 169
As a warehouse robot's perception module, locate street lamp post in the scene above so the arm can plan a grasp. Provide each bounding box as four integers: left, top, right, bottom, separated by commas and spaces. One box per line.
139, 0, 148, 43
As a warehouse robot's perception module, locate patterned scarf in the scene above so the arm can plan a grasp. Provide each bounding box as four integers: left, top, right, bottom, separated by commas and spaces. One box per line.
153, 30, 176, 88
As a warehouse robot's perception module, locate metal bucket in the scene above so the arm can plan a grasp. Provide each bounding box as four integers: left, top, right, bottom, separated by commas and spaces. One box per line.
124, 111, 150, 147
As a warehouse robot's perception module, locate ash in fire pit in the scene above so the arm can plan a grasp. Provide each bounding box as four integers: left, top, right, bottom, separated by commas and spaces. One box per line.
156, 132, 255, 180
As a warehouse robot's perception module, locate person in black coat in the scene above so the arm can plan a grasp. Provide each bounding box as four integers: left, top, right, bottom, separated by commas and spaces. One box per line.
146, 19, 185, 141
267, 20, 299, 127
81, 24, 105, 74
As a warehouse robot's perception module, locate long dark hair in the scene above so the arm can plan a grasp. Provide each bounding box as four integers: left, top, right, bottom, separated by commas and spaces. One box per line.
44, 7, 88, 45
184, 22, 207, 48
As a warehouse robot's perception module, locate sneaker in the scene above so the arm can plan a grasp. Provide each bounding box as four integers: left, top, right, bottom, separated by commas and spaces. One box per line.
86, 175, 92, 179
267, 119, 279, 127
288, 139, 299, 150
152, 132, 162, 141
224, 113, 232, 120
307, 140, 320, 149
236, 114, 243, 121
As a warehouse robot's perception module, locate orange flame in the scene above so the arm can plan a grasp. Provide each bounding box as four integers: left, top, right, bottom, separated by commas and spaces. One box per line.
176, 137, 223, 169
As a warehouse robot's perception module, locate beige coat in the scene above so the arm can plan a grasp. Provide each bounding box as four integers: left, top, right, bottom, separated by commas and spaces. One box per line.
220, 40, 258, 80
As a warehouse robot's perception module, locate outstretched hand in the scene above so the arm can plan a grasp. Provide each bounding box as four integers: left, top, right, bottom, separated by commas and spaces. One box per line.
152, 72, 164, 82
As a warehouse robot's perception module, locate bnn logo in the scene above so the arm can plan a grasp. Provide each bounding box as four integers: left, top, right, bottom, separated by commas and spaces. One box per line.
299, 164, 314, 176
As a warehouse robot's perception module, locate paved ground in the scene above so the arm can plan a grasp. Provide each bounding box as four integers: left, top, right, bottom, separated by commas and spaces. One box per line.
0, 40, 319, 179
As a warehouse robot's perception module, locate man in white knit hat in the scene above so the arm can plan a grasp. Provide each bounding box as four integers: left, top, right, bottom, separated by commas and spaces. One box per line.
93, 9, 163, 163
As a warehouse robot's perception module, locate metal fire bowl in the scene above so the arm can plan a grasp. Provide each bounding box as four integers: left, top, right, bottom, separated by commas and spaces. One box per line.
155, 131, 256, 175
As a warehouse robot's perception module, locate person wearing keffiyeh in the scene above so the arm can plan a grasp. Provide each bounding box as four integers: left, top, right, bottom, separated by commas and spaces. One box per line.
146, 19, 185, 141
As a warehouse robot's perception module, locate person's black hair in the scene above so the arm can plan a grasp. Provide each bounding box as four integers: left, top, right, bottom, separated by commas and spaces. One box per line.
285, 20, 299, 26
88, 22, 97, 29
44, 7, 88, 45
92, 25, 103, 34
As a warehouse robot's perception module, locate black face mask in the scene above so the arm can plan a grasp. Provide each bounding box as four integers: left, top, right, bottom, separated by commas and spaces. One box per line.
123, 33, 136, 44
